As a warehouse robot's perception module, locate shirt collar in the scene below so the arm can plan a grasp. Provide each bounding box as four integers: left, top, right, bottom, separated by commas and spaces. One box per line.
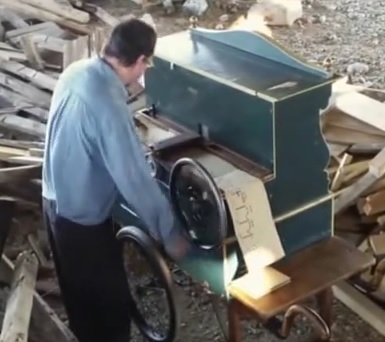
93, 55, 128, 99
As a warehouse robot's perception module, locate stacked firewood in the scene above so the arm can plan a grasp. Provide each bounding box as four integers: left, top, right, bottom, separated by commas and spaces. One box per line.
322, 78, 385, 305
323, 81, 385, 228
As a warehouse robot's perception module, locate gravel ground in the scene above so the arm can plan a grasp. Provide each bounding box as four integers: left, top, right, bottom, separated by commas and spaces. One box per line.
98, 0, 385, 340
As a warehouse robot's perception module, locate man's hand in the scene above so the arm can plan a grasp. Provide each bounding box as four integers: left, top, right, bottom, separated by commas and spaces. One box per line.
163, 229, 191, 261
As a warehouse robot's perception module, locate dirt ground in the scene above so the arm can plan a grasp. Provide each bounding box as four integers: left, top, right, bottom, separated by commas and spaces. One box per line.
6, 0, 385, 341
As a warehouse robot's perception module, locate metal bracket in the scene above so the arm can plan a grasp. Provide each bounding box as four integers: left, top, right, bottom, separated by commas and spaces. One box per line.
263, 304, 331, 341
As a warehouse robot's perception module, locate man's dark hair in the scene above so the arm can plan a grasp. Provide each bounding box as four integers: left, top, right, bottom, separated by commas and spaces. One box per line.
103, 18, 157, 66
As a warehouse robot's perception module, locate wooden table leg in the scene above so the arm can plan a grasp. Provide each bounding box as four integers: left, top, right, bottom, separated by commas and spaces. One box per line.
228, 299, 242, 342
314, 287, 333, 341
317, 287, 333, 328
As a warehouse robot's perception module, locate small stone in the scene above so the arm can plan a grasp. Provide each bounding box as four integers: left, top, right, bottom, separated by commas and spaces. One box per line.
327, 33, 338, 42
319, 15, 327, 23
219, 14, 230, 22
215, 23, 225, 29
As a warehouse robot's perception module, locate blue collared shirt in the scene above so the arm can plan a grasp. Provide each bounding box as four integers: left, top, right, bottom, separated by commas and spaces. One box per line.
42, 56, 174, 241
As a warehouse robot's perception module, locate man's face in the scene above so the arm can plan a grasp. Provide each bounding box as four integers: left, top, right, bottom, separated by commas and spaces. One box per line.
122, 55, 153, 85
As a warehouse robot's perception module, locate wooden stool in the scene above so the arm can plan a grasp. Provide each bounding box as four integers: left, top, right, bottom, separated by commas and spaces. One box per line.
227, 237, 375, 342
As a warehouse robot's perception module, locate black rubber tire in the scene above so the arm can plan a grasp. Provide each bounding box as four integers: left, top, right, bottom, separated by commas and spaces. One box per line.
116, 226, 179, 342
169, 157, 228, 250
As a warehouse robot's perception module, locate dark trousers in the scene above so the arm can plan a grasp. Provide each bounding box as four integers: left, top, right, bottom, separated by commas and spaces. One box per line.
43, 199, 132, 342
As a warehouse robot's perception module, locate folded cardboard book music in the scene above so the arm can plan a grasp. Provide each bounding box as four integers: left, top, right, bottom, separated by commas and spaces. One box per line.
229, 267, 290, 300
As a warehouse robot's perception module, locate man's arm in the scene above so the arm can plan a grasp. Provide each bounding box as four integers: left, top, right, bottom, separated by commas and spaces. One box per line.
92, 100, 175, 244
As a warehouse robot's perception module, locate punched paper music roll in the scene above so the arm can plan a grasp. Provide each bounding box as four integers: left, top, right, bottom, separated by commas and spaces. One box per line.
216, 169, 290, 299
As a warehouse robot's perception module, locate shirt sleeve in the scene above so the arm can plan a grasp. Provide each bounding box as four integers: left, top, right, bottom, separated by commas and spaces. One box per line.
92, 95, 176, 243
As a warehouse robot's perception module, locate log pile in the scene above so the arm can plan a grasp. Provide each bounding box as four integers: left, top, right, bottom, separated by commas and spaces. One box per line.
323, 78, 385, 307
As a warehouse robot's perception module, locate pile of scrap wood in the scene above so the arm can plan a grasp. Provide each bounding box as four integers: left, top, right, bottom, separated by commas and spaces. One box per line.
0, 196, 78, 342
0, 0, 125, 143
0, 2, 132, 341
322, 80, 385, 229
322, 78, 385, 307
0, 1, 149, 204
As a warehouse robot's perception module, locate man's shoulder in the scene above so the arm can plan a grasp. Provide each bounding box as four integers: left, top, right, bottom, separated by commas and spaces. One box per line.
54, 57, 112, 108
59, 58, 102, 88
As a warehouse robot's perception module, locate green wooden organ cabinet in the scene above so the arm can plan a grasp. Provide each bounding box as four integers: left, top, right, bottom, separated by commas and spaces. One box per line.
112, 27, 372, 342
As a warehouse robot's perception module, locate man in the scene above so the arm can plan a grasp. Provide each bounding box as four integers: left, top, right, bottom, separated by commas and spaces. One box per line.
42, 18, 188, 342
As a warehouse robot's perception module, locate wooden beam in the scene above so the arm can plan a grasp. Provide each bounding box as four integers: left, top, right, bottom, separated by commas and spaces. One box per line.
335, 147, 385, 213
334, 281, 385, 337
5, 22, 62, 40
0, 88, 48, 119
0, 57, 57, 91
15, 0, 91, 23
19, 35, 45, 71
0, 251, 38, 342
0, 0, 91, 35
0, 255, 78, 342
0, 5, 29, 29
0, 114, 46, 138
63, 35, 89, 69
29, 34, 66, 53
0, 164, 41, 184
0, 72, 51, 109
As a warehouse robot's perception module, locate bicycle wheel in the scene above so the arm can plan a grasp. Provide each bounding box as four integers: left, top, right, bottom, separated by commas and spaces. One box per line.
169, 157, 228, 250
116, 226, 179, 342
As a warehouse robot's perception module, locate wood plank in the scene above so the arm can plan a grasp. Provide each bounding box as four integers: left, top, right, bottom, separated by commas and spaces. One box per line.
327, 143, 349, 159
0, 5, 29, 29
92, 5, 120, 27
336, 92, 385, 133
0, 255, 78, 342
0, 164, 41, 184
63, 35, 89, 69
0, 251, 38, 342
20, 35, 45, 70
334, 281, 385, 337
7, 155, 42, 164
0, 42, 21, 52
363, 189, 385, 216
0, 87, 48, 119
0, 114, 46, 138
29, 34, 66, 53
0, 57, 56, 91
89, 26, 108, 56
0, 49, 27, 62
323, 124, 385, 145
0, 144, 29, 157
335, 147, 385, 213
6, 22, 63, 40
0, 72, 51, 109
16, 0, 91, 23
0, 138, 44, 149
349, 143, 385, 155
0, 0, 91, 34
331, 153, 353, 191
323, 108, 385, 137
